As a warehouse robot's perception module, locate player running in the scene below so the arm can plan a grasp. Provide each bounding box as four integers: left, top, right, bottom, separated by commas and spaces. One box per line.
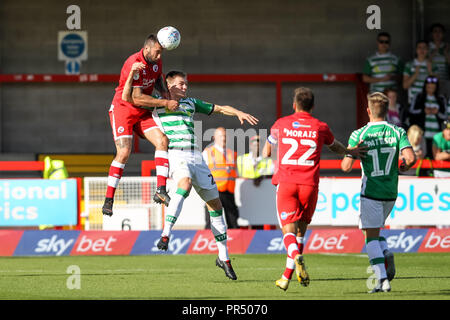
262, 87, 364, 291
124, 70, 258, 280
103, 34, 179, 217
341, 92, 416, 293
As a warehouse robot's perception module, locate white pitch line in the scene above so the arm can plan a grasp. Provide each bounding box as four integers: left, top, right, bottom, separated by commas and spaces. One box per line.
319, 253, 367, 258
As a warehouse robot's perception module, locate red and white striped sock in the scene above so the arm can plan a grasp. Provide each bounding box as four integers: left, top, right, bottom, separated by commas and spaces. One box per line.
282, 257, 295, 280
155, 150, 169, 188
283, 233, 300, 259
297, 236, 304, 254
105, 160, 125, 198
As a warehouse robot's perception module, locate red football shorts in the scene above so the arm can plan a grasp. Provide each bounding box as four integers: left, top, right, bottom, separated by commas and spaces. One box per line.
109, 101, 158, 140
276, 183, 319, 227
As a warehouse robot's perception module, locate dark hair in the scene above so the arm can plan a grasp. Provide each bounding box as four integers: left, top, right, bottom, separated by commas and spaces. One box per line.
294, 87, 314, 111
143, 34, 158, 47
422, 75, 440, 96
430, 23, 445, 33
377, 32, 391, 40
416, 40, 428, 47
166, 70, 187, 81
383, 87, 397, 95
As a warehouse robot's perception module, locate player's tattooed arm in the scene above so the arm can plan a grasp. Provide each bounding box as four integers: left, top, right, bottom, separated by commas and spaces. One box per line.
122, 62, 145, 103
328, 139, 366, 158
132, 87, 179, 111
213, 105, 259, 125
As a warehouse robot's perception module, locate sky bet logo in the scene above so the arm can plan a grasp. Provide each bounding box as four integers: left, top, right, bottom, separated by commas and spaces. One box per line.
13, 231, 79, 256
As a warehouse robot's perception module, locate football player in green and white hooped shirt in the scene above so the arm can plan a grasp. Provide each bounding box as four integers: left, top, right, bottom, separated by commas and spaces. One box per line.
363, 32, 404, 93
123, 67, 258, 280
403, 40, 438, 105
341, 92, 416, 293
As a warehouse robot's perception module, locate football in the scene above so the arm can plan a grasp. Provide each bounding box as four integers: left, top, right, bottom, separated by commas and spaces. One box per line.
157, 26, 181, 50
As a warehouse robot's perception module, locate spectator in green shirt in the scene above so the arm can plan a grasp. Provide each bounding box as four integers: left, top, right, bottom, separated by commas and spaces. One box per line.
432, 120, 450, 177
363, 32, 403, 93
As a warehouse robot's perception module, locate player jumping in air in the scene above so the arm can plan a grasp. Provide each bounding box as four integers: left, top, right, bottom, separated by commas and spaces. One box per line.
123, 69, 258, 280
341, 92, 416, 293
103, 34, 179, 217
263, 87, 365, 291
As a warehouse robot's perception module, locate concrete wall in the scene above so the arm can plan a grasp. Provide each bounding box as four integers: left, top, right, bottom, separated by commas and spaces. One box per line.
0, 0, 448, 157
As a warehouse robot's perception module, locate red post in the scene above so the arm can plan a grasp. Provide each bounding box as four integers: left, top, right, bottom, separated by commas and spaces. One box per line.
276, 81, 282, 119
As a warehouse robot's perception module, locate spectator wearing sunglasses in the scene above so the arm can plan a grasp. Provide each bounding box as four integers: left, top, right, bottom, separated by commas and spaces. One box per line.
409, 76, 448, 158
363, 32, 404, 93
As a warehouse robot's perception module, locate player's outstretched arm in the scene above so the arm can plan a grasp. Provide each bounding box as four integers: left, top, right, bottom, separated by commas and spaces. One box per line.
328, 139, 366, 158
213, 105, 259, 125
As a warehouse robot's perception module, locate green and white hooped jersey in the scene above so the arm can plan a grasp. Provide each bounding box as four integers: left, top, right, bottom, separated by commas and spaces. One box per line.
363, 52, 402, 93
423, 95, 441, 139
152, 97, 214, 150
403, 59, 437, 104
429, 42, 449, 80
348, 121, 411, 201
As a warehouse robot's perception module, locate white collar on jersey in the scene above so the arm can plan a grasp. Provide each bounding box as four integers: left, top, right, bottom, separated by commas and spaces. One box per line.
367, 120, 388, 126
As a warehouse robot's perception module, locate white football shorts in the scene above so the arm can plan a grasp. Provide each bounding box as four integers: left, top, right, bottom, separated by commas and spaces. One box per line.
168, 149, 219, 202
359, 197, 395, 229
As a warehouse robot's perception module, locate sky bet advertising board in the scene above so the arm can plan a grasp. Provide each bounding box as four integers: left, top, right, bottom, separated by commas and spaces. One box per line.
0, 179, 78, 226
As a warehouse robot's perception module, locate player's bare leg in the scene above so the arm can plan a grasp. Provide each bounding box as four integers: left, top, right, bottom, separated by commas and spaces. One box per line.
206, 198, 237, 280
364, 228, 391, 293
144, 128, 171, 206
103, 137, 132, 216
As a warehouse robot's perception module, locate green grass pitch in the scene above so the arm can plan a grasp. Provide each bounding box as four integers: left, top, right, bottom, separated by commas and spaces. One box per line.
1, 253, 449, 300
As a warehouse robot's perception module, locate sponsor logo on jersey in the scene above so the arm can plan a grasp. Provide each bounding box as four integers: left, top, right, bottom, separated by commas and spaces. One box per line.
117, 126, 124, 134
142, 78, 156, 88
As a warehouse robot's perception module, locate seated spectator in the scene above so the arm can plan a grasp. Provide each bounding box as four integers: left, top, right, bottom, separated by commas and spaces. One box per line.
407, 124, 427, 160
237, 135, 274, 187
409, 76, 448, 158
432, 119, 450, 177
401, 125, 426, 176
383, 88, 404, 127
428, 23, 450, 96
403, 40, 437, 106
363, 32, 403, 93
